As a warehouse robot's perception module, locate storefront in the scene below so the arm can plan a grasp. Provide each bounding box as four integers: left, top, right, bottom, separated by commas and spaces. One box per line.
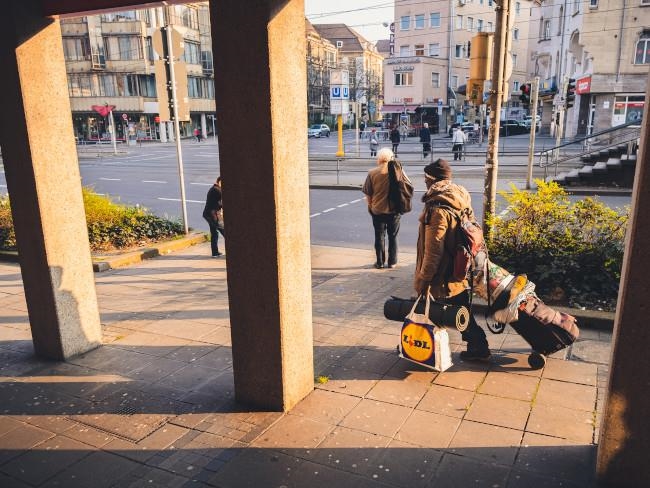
72, 112, 158, 142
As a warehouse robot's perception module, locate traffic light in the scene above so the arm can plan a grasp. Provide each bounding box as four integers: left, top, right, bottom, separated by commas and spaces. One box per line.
361, 103, 368, 118
565, 78, 576, 109
520, 83, 531, 107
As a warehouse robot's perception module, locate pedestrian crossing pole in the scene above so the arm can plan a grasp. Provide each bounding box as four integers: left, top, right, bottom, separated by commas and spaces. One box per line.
526, 76, 540, 189
336, 114, 344, 157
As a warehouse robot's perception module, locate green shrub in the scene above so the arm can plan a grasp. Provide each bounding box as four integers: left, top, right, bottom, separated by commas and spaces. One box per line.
0, 188, 183, 252
486, 180, 628, 311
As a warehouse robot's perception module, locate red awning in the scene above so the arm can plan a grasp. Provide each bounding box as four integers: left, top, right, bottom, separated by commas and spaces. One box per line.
381, 104, 419, 113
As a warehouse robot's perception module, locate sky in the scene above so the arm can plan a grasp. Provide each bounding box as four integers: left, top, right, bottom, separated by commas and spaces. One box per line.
304, 0, 395, 44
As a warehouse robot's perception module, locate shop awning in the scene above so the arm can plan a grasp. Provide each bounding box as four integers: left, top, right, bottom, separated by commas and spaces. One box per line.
381, 104, 419, 113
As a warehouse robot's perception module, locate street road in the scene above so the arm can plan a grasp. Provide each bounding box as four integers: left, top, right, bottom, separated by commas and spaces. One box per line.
0, 134, 630, 255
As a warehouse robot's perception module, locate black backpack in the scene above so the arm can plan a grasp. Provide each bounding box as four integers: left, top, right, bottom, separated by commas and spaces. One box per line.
388, 160, 414, 214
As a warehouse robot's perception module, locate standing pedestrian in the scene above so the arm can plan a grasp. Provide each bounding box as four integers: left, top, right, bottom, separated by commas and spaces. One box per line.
419, 122, 432, 159
369, 129, 379, 157
202, 177, 225, 258
362, 147, 408, 269
400, 122, 408, 141
194, 127, 202, 142
452, 126, 466, 161
413, 159, 491, 361
389, 125, 400, 155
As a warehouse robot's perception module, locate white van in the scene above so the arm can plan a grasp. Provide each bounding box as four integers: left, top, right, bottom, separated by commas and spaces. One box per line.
523, 115, 541, 130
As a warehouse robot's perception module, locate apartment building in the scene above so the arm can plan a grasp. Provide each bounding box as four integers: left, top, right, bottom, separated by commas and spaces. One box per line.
306, 21, 338, 125
528, 0, 650, 137
384, 0, 533, 133
312, 24, 384, 123
61, 4, 215, 142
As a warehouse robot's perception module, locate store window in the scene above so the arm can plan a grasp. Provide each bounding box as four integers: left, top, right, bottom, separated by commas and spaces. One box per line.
613, 95, 645, 125
635, 32, 650, 64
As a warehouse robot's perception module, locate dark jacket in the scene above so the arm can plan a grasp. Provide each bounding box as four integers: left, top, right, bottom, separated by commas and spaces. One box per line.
419, 127, 431, 143
202, 184, 223, 222
414, 180, 473, 298
389, 128, 400, 143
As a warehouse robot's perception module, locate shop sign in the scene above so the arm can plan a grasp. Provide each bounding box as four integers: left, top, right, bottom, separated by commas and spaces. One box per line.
576, 76, 591, 94
392, 65, 415, 71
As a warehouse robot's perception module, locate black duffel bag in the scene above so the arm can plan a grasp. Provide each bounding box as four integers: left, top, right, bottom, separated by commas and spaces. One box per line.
383, 296, 470, 332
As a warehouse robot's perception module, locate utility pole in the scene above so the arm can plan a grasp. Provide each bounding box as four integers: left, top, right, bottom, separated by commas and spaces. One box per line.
162, 11, 189, 235
526, 76, 540, 189
483, 0, 513, 234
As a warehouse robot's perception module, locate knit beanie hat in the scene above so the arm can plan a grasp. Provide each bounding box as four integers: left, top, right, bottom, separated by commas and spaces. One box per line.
424, 159, 452, 180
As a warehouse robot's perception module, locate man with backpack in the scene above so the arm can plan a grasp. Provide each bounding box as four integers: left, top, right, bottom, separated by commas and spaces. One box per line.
413, 159, 490, 361
362, 147, 412, 269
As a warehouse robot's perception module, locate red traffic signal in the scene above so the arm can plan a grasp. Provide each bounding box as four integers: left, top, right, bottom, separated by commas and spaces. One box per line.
566, 78, 576, 108
520, 83, 531, 105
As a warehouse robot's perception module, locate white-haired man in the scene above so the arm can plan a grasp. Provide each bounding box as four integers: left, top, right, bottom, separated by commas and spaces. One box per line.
419, 122, 432, 158
362, 147, 409, 269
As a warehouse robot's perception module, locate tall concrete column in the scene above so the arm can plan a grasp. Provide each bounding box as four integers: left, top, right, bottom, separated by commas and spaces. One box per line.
159, 121, 168, 143
210, 0, 313, 411
0, 5, 101, 360
167, 122, 175, 141
200, 113, 207, 140
597, 72, 650, 486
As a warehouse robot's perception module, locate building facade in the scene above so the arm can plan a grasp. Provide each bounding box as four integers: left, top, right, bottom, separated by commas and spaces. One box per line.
61, 4, 216, 142
312, 24, 384, 124
528, 0, 650, 137
384, 0, 533, 133
306, 21, 338, 126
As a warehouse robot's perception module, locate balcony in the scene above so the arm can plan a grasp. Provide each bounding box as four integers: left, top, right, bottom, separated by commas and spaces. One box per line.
100, 20, 146, 35
60, 22, 88, 36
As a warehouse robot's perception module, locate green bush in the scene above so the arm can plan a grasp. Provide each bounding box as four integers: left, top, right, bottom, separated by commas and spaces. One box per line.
486, 180, 628, 311
0, 188, 183, 252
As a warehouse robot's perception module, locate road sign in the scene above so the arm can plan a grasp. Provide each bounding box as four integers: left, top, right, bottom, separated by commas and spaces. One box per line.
331, 86, 341, 98
122, 113, 128, 121
330, 85, 349, 100
330, 100, 346, 115
330, 70, 349, 85
438, 99, 443, 107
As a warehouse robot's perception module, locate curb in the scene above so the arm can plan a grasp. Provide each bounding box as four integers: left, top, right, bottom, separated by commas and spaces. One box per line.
310, 184, 362, 191
91, 232, 207, 272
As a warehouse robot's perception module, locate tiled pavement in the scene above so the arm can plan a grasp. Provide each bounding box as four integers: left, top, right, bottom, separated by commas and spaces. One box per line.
0, 244, 611, 487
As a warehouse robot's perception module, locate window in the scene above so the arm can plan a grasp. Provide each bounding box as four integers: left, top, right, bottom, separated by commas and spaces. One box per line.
400, 16, 410, 30
394, 72, 413, 86
514, 28, 519, 40
100, 11, 138, 22
455, 44, 463, 58
399, 45, 410, 57
477, 19, 484, 32
201, 51, 213, 74
184, 41, 201, 65
515, 2, 521, 14
467, 17, 474, 32
104, 35, 143, 61
456, 15, 463, 30
558, 7, 564, 34
66, 73, 156, 98
63, 37, 90, 61
430, 12, 441, 28
488, 21, 493, 32
188, 76, 215, 98
488, 0, 493, 5
414, 44, 425, 56
544, 20, 551, 40
451, 75, 458, 89
589, 0, 598, 7
431, 72, 440, 88
428, 43, 440, 56
514, 81, 520, 91
415, 14, 425, 29
512, 53, 518, 67
635, 32, 650, 64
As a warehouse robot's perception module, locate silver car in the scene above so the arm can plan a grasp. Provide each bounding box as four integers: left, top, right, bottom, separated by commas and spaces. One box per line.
308, 124, 330, 138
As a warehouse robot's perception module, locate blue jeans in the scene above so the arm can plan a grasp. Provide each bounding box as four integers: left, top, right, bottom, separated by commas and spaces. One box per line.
371, 213, 400, 266
440, 290, 488, 351
204, 217, 225, 255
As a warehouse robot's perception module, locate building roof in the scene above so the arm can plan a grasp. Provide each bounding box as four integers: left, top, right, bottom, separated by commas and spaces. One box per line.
375, 39, 390, 55
311, 23, 372, 53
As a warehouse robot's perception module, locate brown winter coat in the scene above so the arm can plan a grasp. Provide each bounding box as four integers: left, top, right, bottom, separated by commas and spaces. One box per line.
414, 179, 474, 298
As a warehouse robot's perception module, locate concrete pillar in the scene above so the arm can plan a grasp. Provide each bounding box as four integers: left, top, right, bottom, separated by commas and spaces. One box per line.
201, 113, 207, 140
167, 122, 175, 141
597, 72, 650, 486
0, 5, 101, 360
159, 121, 168, 143
210, 0, 313, 411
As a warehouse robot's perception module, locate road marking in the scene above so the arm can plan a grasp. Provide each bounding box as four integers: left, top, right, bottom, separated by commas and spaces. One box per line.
190, 182, 212, 186
0, 184, 6, 187
100, 178, 121, 181
158, 197, 204, 203
337, 203, 348, 208
310, 213, 321, 218
142, 180, 167, 184
349, 198, 363, 203
322, 208, 335, 213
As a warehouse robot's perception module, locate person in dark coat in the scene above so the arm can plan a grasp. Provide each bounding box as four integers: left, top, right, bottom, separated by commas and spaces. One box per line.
202, 177, 225, 257
389, 125, 400, 154
419, 122, 432, 158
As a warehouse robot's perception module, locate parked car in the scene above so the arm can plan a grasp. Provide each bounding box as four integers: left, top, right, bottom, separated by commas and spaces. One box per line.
500, 119, 529, 136
448, 122, 475, 137
523, 115, 541, 131
308, 124, 330, 138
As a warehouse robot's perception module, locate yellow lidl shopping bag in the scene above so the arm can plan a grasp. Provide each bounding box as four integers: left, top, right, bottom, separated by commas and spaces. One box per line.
398, 294, 452, 372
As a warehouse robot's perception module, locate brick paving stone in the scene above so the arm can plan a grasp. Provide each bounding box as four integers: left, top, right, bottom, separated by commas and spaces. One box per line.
207, 448, 304, 488
0, 423, 54, 466
535, 378, 597, 412
366, 332, 399, 352
501, 332, 532, 353
0, 417, 24, 437
0, 435, 92, 486
304, 426, 391, 472
287, 389, 361, 425
137, 423, 190, 449
527, 403, 595, 443
163, 342, 216, 363
111, 332, 192, 358
103, 437, 159, 463
478, 371, 540, 402
448, 420, 523, 466
432, 453, 510, 487
542, 358, 598, 386
384, 358, 438, 384
416, 384, 475, 418
339, 399, 412, 438
365, 439, 442, 487
516, 432, 596, 486
507, 469, 584, 488
251, 414, 333, 452
191, 347, 233, 371
315, 368, 382, 398
489, 352, 545, 377
155, 363, 224, 392
290, 459, 389, 488
338, 349, 399, 376
434, 366, 488, 392
68, 346, 156, 376
365, 376, 429, 408
43, 451, 142, 488
395, 409, 461, 449
126, 357, 188, 383
465, 394, 531, 431
570, 339, 612, 365
0, 472, 32, 488
63, 424, 117, 448
117, 466, 191, 488
198, 326, 233, 346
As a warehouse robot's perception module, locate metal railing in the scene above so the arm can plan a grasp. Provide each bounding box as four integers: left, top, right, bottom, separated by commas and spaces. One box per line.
538, 121, 641, 178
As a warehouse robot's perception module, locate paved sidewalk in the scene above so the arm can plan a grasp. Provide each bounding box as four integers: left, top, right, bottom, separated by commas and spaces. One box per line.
0, 244, 611, 487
